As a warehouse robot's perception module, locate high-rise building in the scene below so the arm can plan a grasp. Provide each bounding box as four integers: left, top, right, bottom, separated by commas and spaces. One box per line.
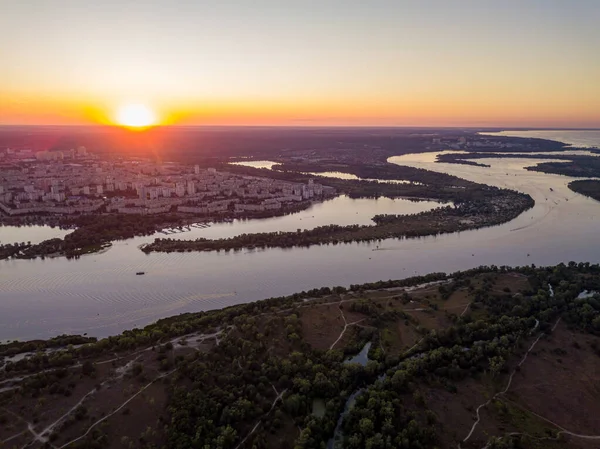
187, 180, 196, 195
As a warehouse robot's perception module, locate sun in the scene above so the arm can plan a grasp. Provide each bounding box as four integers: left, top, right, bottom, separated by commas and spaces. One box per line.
116, 104, 157, 129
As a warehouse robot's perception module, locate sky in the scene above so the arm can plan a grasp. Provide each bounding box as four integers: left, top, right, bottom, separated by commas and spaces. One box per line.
1, 0, 599, 128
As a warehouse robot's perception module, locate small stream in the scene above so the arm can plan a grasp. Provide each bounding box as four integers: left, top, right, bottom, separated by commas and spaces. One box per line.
326, 342, 373, 449
326, 388, 365, 449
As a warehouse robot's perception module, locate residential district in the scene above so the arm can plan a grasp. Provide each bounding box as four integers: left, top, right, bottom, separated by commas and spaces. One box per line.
0, 147, 335, 216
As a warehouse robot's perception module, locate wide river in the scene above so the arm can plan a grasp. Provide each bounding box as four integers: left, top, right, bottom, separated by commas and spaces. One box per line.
2, 131, 600, 341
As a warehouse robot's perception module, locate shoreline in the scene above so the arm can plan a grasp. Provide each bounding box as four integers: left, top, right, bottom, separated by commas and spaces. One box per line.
142, 191, 533, 254
2, 262, 599, 449
478, 129, 600, 149
0, 263, 537, 349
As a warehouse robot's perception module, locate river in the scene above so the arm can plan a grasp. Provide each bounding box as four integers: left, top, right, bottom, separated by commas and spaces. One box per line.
481, 129, 600, 148
156, 195, 445, 240
2, 136, 600, 341
0, 225, 70, 245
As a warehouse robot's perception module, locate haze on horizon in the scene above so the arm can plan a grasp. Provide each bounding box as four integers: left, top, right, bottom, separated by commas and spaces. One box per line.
1, 0, 599, 128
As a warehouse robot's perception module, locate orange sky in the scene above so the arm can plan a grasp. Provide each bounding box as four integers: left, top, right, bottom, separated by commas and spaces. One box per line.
2, 1, 599, 128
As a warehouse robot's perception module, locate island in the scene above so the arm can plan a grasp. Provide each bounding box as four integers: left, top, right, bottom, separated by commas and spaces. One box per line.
2, 133, 544, 260
435, 150, 600, 178
142, 161, 533, 254
568, 179, 600, 202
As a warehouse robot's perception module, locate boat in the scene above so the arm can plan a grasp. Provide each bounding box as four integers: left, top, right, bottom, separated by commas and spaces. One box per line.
136, 271, 145, 276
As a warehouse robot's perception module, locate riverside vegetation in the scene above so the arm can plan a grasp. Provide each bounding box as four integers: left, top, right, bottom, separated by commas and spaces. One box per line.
143, 162, 534, 254
436, 150, 600, 178
568, 179, 600, 203
2, 159, 534, 260
0, 203, 313, 260
1, 262, 600, 449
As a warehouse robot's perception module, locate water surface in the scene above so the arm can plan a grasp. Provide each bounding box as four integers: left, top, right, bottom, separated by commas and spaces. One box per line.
3, 146, 600, 341
0, 225, 70, 245
481, 130, 600, 148
158, 195, 444, 241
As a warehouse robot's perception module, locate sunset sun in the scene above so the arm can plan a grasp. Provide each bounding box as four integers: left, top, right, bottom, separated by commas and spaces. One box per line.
116, 104, 157, 129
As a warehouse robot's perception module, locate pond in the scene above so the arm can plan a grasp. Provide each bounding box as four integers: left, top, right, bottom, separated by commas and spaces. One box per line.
344, 342, 372, 366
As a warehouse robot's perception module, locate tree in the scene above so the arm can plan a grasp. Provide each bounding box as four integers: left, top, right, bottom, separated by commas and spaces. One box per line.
81, 360, 95, 376
359, 418, 374, 436
488, 356, 505, 378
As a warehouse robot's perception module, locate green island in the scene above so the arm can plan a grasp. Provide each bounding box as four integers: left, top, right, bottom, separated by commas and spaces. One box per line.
1, 262, 600, 449
142, 162, 533, 254
568, 179, 600, 202
435, 151, 600, 178
528, 156, 600, 178
0, 203, 313, 261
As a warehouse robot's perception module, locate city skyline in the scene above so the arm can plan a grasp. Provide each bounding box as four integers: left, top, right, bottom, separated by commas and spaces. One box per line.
2, 0, 600, 128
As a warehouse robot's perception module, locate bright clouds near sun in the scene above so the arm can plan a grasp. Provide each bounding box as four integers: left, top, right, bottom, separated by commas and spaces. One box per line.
116, 104, 157, 128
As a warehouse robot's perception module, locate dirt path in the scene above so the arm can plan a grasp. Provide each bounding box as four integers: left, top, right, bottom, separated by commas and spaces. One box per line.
56, 368, 178, 449
329, 301, 366, 350
0, 330, 225, 394
0, 356, 120, 391
460, 303, 470, 316
233, 387, 287, 449
458, 317, 559, 448
1, 406, 51, 448
1, 430, 26, 445
498, 397, 600, 443
36, 329, 230, 448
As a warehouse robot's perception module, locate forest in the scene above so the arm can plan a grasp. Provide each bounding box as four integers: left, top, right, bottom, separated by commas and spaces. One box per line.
1, 263, 600, 449
568, 179, 600, 202
142, 191, 533, 254
0, 214, 183, 260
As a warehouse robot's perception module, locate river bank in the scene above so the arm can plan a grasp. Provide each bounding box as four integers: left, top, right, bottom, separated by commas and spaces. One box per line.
3, 148, 600, 341
142, 158, 534, 254
2, 263, 599, 449
142, 190, 533, 254
0, 201, 320, 260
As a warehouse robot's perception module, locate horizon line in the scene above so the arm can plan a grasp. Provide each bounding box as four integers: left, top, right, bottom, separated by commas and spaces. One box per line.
1, 124, 599, 131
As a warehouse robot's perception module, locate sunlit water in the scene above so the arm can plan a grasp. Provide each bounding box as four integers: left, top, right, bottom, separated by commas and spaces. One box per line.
159, 195, 445, 241
302, 172, 417, 185
231, 161, 418, 183
230, 160, 279, 170
481, 130, 600, 148
2, 144, 600, 340
0, 225, 70, 245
